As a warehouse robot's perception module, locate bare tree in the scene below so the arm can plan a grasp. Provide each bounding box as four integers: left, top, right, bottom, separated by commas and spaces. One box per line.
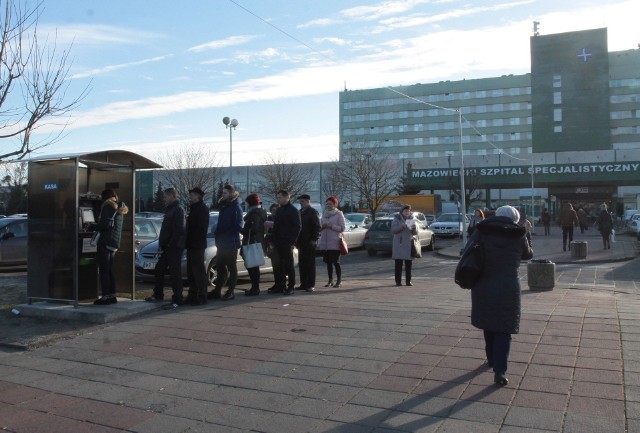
155, 144, 223, 207
331, 142, 400, 217
446, 157, 483, 212
0, 1, 89, 161
0, 160, 27, 214
254, 152, 314, 201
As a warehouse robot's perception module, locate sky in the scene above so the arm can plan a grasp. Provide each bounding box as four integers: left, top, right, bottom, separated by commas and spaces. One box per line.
22, 0, 640, 167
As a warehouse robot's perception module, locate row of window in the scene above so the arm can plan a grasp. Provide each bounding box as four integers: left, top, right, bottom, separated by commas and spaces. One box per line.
611, 79, 640, 88
342, 132, 533, 148
611, 94, 640, 103
610, 110, 640, 120
342, 87, 532, 110
370, 147, 530, 160
343, 117, 532, 136
612, 126, 640, 135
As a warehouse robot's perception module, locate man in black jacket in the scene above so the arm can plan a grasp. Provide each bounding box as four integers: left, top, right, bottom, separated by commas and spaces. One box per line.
184, 187, 210, 305
296, 194, 320, 292
147, 188, 186, 306
268, 190, 301, 295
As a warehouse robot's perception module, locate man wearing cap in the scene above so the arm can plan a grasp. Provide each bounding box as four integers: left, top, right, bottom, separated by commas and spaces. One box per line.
269, 189, 301, 295
208, 184, 243, 301
185, 187, 210, 305
296, 194, 321, 292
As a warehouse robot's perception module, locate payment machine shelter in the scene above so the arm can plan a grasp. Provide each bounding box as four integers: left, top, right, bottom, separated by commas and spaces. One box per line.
27, 150, 162, 306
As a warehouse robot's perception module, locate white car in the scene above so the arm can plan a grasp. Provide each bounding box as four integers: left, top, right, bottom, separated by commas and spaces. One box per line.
429, 213, 469, 238
626, 213, 640, 235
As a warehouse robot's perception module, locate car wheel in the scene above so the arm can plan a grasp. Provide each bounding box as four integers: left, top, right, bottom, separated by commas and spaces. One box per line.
426, 236, 435, 251
207, 259, 217, 286
367, 249, 377, 256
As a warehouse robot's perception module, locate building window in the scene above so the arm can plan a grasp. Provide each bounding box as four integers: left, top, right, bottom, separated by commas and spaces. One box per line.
476, 119, 486, 127
553, 92, 562, 104
553, 75, 562, 88
554, 125, 563, 133
414, 137, 424, 145
554, 108, 562, 122
476, 105, 487, 113
510, 102, 520, 110
343, 102, 352, 109
492, 104, 503, 112
611, 111, 632, 120
509, 117, 520, 126
384, 99, 393, 106
412, 110, 424, 117
343, 115, 352, 123
355, 114, 365, 121
429, 151, 439, 157
413, 124, 423, 132
383, 112, 393, 120
384, 125, 393, 133
509, 88, 520, 96
476, 90, 486, 98
493, 118, 504, 127
427, 123, 438, 131
369, 113, 380, 121
477, 149, 487, 155
399, 139, 408, 146
399, 125, 408, 132
492, 89, 504, 97
429, 137, 438, 145
399, 111, 408, 119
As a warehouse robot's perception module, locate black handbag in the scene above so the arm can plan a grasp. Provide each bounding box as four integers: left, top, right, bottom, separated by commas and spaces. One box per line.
454, 232, 484, 289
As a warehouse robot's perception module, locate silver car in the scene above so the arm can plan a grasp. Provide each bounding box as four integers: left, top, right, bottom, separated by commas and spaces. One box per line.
0, 216, 28, 269
135, 213, 297, 285
317, 218, 368, 250
429, 213, 469, 238
363, 216, 434, 256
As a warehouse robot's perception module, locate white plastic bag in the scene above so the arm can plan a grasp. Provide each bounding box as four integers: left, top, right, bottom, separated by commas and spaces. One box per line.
610, 229, 616, 243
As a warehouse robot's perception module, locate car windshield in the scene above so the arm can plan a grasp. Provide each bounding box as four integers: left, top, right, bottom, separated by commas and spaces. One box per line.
345, 214, 365, 223
0, 218, 23, 230
437, 214, 463, 223
369, 220, 392, 231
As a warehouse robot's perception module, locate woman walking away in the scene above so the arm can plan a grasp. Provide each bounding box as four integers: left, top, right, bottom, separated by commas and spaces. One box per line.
94, 189, 129, 305
242, 193, 267, 296
391, 205, 418, 286
318, 196, 346, 288
597, 203, 613, 250
467, 208, 485, 236
467, 205, 533, 386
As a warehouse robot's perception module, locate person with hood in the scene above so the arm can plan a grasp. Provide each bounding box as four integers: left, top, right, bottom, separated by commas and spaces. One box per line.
296, 194, 321, 292
241, 193, 267, 296
269, 189, 301, 296
147, 188, 186, 306
208, 184, 243, 301
391, 205, 418, 286
558, 202, 579, 252
93, 189, 129, 305
467, 208, 485, 236
184, 187, 210, 306
467, 205, 533, 386
577, 207, 589, 234
317, 196, 346, 288
597, 203, 614, 250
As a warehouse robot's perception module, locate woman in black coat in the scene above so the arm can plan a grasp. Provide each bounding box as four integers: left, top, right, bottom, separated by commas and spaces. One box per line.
468, 205, 533, 386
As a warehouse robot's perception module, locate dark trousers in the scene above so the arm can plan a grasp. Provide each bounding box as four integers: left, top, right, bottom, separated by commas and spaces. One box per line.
483, 330, 512, 374
562, 226, 574, 249
544, 223, 550, 235
97, 244, 116, 297
274, 243, 295, 290
247, 266, 260, 290
215, 247, 238, 291
297, 243, 316, 289
601, 231, 611, 249
394, 259, 412, 284
154, 247, 184, 299
187, 248, 207, 299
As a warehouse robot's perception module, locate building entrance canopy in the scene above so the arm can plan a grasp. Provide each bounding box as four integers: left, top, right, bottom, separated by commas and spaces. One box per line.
409, 161, 640, 189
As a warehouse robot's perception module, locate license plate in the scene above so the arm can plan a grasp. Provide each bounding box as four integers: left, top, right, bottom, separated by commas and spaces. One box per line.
143, 261, 156, 270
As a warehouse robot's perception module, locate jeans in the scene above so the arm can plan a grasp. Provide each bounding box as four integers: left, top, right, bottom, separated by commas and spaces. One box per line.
274, 243, 296, 290
154, 247, 184, 299
215, 247, 238, 291
562, 226, 574, 249
97, 244, 116, 297
484, 330, 512, 374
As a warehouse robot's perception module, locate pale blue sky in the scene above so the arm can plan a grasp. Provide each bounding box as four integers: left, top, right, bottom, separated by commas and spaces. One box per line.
27, 0, 640, 165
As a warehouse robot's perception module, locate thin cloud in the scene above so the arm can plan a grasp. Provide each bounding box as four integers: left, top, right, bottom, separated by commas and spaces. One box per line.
71, 54, 173, 79
313, 37, 351, 46
340, 0, 431, 21
40, 24, 164, 45
188, 35, 258, 52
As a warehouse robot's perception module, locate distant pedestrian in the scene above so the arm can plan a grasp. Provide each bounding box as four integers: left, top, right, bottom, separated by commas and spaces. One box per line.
391, 205, 418, 286
467, 205, 533, 386
269, 190, 301, 295
467, 208, 485, 236
241, 193, 267, 296
296, 194, 321, 292
597, 203, 614, 250
540, 208, 551, 235
209, 184, 243, 301
147, 188, 186, 306
94, 189, 129, 305
558, 202, 579, 252
318, 196, 346, 288
577, 208, 589, 234
184, 187, 209, 306
265, 203, 281, 292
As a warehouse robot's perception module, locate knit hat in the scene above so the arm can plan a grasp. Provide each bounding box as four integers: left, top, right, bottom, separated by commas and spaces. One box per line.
325, 196, 338, 206
401, 204, 412, 211
245, 193, 260, 206
188, 187, 205, 197
495, 205, 520, 223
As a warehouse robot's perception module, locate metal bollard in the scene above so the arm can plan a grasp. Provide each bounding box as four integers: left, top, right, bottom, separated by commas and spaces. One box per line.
527, 259, 555, 292
571, 241, 587, 259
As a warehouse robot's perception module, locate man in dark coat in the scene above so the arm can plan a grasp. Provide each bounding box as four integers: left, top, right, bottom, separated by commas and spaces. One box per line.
468, 205, 533, 386
558, 202, 579, 252
597, 203, 614, 250
184, 187, 210, 305
269, 190, 301, 295
209, 184, 243, 301
147, 188, 186, 306
296, 194, 321, 292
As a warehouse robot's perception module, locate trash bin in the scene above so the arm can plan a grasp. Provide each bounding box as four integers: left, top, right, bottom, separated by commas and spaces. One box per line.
527, 259, 555, 292
571, 241, 587, 259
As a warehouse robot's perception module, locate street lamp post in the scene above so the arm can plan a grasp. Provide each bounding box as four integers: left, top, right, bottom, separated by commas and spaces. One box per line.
222, 116, 238, 184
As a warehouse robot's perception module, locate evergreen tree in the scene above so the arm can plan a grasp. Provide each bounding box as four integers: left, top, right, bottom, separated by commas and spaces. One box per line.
210, 181, 224, 210
153, 183, 165, 212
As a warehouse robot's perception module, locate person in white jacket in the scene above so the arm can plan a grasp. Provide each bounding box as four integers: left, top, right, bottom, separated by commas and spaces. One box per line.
317, 196, 346, 288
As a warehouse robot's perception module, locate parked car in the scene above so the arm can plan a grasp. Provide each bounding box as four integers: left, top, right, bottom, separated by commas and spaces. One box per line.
343, 213, 373, 228
317, 218, 368, 250
626, 213, 640, 235
135, 211, 165, 218
134, 217, 163, 250
135, 213, 298, 285
0, 216, 27, 269
424, 214, 436, 225
363, 216, 434, 256
429, 213, 469, 238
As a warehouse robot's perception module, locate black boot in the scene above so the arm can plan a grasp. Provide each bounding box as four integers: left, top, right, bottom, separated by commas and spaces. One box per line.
222, 289, 235, 301
244, 287, 260, 296
406, 261, 412, 286
207, 286, 221, 299
394, 260, 402, 286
